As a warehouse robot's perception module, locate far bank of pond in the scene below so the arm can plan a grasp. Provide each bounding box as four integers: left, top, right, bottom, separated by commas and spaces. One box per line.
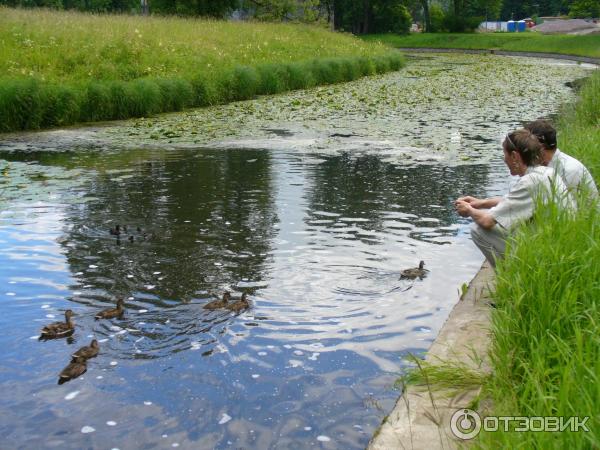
0, 6, 403, 132
364, 32, 600, 59
0, 54, 594, 449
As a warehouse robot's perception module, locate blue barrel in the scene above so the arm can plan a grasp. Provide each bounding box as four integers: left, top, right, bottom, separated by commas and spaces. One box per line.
507, 20, 516, 32
517, 20, 526, 32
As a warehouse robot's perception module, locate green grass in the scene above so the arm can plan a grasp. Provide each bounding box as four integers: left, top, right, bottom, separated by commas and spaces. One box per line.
363, 33, 600, 58
479, 202, 600, 447
0, 7, 404, 132
399, 355, 488, 397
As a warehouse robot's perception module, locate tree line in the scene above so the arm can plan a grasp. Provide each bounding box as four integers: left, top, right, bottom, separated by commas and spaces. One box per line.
2, 0, 597, 33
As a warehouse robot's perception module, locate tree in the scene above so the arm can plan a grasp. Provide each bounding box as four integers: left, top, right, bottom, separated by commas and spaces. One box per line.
499, 0, 571, 20
372, 1, 411, 33
334, 0, 412, 34
420, 0, 431, 31
150, 0, 238, 17
239, 0, 323, 21
569, 0, 600, 17
443, 0, 504, 29
467, 0, 502, 19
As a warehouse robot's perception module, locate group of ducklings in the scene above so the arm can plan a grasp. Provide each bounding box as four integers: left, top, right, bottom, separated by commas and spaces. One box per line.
40, 291, 249, 385
40, 261, 419, 384
203, 292, 251, 313
109, 224, 148, 243
39, 299, 126, 385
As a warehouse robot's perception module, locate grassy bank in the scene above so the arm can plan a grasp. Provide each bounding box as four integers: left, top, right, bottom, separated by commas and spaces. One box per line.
477, 69, 599, 449
0, 7, 404, 132
363, 33, 600, 58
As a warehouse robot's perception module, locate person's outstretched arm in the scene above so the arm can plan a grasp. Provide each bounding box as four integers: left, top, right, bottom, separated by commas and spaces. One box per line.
456, 196, 503, 209
455, 200, 497, 229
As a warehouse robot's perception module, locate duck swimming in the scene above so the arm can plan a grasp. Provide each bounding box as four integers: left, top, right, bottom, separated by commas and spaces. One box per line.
109, 225, 121, 236
58, 356, 87, 385
400, 261, 429, 280
71, 339, 99, 361
225, 293, 250, 313
203, 292, 230, 310
95, 299, 125, 320
39, 310, 75, 340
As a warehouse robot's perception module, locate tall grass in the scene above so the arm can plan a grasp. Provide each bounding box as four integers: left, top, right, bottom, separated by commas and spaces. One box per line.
364, 33, 600, 58
0, 7, 404, 132
476, 70, 600, 448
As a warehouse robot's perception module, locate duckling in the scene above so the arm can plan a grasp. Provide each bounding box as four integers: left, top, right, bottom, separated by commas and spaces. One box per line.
58, 356, 87, 385
95, 299, 125, 320
135, 226, 149, 240
400, 261, 429, 280
109, 224, 121, 236
225, 293, 250, 313
203, 292, 230, 310
39, 310, 75, 340
71, 339, 99, 361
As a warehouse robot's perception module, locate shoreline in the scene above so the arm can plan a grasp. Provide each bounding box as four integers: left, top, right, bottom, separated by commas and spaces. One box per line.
396, 47, 600, 65
368, 261, 494, 449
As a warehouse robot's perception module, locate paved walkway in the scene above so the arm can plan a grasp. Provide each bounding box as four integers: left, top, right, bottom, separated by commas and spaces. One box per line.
368, 262, 495, 450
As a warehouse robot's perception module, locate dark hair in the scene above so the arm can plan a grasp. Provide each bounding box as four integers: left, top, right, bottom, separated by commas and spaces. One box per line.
524, 119, 557, 150
504, 129, 542, 166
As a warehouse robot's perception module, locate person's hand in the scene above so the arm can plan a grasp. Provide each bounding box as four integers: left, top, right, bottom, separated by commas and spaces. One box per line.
455, 200, 472, 217
456, 196, 485, 209
456, 196, 478, 204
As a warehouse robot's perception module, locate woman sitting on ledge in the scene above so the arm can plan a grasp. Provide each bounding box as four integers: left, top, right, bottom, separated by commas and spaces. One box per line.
454, 128, 574, 267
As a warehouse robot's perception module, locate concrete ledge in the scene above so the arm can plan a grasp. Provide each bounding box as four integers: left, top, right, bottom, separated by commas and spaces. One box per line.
397, 47, 600, 65
368, 262, 495, 450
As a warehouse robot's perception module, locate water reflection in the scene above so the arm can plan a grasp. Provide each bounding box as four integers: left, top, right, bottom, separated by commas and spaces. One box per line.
306, 153, 488, 244
0, 145, 488, 449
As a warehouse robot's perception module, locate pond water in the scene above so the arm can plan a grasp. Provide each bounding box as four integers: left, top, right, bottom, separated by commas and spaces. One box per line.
0, 54, 592, 449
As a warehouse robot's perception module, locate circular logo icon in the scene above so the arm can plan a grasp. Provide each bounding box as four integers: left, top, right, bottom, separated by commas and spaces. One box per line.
450, 408, 482, 440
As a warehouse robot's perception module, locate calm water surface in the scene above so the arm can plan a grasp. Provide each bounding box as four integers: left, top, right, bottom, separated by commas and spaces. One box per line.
0, 55, 590, 449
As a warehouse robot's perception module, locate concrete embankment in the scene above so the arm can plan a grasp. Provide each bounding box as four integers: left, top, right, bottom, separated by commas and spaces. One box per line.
368, 262, 494, 450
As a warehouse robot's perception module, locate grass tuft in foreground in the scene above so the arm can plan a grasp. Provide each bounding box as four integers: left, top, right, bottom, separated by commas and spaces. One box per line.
0, 7, 404, 132
399, 354, 488, 397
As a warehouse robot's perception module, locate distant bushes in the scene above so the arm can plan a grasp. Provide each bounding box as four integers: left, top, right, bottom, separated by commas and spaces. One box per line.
334, 0, 412, 35
0, 53, 405, 132
441, 14, 482, 33
425, 5, 482, 33
372, 2, 412, 35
